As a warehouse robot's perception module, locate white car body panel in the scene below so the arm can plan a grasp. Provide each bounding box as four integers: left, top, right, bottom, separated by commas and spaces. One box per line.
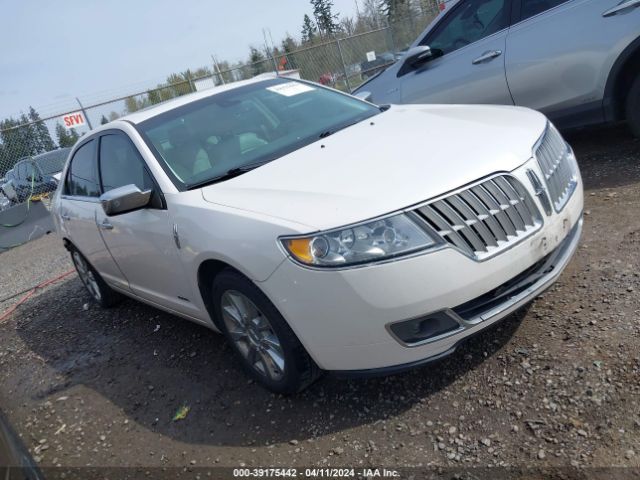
201, 105, 547, 230
51, 77, 584, 373
260, 159, 583, 370
58, 197, 128, 290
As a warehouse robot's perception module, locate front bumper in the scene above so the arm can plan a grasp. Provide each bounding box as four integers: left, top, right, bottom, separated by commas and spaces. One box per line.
335, 216, 582, 377
260, 163, 584, 371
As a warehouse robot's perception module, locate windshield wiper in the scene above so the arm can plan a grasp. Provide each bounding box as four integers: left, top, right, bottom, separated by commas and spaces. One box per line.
187, 162, 268, 189
318, 121, 361, 139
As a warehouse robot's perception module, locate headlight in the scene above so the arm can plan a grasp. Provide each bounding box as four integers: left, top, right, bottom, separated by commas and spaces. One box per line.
281, 213, 440, 267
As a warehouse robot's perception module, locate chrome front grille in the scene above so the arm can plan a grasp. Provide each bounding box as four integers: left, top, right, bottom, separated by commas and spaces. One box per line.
415, 175, 542, 260
535, 124, 578, 212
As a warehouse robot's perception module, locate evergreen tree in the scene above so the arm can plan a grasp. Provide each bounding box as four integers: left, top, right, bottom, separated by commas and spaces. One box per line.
55, 123, 80, 148
301, 14, 318, 43
125, 96, 142, 114
28, 106, 55, 153
379, 0, 412, 22
147, 89, 163, 106
0, 116, 38, 174
100, 115, 109, 125
248, 47, 267, 76
311, 0, 340, 36
281, 35, 299, 70
19, 113, 39, 156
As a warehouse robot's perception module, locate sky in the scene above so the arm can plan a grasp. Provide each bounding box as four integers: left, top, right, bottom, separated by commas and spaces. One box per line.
0, 0, 360, 119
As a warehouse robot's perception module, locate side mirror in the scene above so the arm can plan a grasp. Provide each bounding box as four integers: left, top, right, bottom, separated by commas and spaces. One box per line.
100, 184, 152, 216
398, 46, 436, 77
354, 91, 373, 102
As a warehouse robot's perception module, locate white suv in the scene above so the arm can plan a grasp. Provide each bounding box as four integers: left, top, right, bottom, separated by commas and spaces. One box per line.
52, 77, 583, 393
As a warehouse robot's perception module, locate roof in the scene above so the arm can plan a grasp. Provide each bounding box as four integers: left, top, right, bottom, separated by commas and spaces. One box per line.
121, 73, 282, 125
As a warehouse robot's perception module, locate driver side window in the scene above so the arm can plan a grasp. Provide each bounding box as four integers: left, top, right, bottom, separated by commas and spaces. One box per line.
425, 0, 510, 56
98, 133, 154, 193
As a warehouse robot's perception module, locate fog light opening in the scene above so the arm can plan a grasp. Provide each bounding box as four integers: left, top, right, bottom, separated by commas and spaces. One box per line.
390, 311, 461, 345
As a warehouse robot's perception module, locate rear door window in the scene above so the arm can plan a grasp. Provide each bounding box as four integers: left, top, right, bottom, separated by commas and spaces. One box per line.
519, 0, 570, 21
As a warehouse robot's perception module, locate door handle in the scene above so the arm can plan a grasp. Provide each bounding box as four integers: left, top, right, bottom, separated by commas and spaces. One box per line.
98, 219, 114, 230
603, 0, 640, 16
61, 214, 71, 221
472, 50, 503, 64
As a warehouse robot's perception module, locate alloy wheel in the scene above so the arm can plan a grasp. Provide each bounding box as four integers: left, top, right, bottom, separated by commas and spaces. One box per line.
221, 290, 285, 381
73, 251, 102, 302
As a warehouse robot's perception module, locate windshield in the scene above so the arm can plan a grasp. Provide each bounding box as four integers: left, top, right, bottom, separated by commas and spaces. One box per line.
137, 78, 380, 189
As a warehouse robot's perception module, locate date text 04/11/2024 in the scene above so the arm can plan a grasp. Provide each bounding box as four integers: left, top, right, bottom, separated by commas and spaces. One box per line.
232, 468, 400, 478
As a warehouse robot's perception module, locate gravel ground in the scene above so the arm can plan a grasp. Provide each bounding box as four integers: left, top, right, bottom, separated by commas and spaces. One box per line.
0, 125, 639, 478
0, 232, 71, 312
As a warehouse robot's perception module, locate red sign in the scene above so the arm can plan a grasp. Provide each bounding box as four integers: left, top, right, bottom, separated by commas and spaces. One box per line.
62, 111, 86, 129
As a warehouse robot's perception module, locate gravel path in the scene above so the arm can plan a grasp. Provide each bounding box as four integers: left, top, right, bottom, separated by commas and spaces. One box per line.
0, 125, 638, 477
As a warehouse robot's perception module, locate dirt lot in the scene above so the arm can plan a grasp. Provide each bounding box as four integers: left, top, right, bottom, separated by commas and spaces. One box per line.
0, 125, 639, 477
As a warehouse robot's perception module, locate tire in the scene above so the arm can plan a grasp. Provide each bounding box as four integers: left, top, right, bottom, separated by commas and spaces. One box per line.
70, 248, 122, 308
211, 269, 321, 394
626, 74, 640, 138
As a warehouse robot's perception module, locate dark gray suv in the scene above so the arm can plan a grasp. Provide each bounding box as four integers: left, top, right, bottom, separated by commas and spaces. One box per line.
356, 0, 640, 135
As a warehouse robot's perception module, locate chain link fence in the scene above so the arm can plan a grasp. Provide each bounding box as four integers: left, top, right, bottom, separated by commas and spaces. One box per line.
0, 6, 442, 217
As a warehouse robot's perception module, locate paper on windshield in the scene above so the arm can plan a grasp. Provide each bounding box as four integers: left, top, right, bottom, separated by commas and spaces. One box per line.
267, 82, 315, 97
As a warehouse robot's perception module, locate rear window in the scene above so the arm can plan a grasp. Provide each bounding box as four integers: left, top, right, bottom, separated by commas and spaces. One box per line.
35, 148, 71, 175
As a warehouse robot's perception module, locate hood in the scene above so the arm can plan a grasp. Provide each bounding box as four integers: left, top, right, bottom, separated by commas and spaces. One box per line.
201, 104, 547, 231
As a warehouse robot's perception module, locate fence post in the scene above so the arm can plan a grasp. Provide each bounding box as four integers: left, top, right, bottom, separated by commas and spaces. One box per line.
212, 55, 226, 85
335, 38, 352, 93
75, 98, 93, 130
267, 46, 279, 75
263, 29, 279, 75
187, 73, 195, 93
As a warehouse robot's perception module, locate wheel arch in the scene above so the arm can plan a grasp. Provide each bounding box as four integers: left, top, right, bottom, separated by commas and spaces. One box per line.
62, 237, 75, 252
197, 258, 248, 330
603, 35, 640, 122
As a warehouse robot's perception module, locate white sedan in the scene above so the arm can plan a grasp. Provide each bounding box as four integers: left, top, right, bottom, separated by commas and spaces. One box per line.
52, 76, 583, 393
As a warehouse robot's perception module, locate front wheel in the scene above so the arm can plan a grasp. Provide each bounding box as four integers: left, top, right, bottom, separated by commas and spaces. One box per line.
212, 270, 321, 394
626, 74, 640, 138
71, 248, 121, 308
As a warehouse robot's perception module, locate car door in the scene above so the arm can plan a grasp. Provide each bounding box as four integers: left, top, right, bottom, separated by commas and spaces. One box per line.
399, 0, 514, 105
506, 0, 640, 124
95, 131, 198, 317
58, 139, 128, 290
505, 0, 628, 124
